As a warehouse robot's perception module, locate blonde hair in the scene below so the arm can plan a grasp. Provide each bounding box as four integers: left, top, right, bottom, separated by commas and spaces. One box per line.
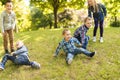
84, 17, 92, 23
62, 29, 70, 35
88, 0, 99, 13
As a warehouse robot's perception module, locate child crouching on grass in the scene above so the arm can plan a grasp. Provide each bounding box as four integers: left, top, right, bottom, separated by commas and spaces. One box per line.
53, 29, 96, 64
0, 40, 40, 70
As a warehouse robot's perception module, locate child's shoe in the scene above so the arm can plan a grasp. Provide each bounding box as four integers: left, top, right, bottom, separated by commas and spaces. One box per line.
31, 61, 40, 69
93, 37, 96, 42
67, 58, 73, 65
5, 49, 9, 54
0, 63, 4, 70
100, 37, 103, 43
90, 52, 96, 57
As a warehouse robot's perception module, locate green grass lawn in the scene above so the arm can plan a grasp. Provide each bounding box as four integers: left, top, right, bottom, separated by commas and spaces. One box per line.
0, 27, 120, 80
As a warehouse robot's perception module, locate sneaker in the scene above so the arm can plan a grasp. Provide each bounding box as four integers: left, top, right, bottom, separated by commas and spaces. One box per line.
0, 63, 4, 70
11, 49, 15, 53
100, 37, 103, 43
90, 52, 96, 57
31, 61, 40, 69
93, 37, 96, 42
67, 58, 73, 65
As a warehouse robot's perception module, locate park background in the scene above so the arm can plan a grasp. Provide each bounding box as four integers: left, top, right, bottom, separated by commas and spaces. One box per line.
0, 0, 120, 80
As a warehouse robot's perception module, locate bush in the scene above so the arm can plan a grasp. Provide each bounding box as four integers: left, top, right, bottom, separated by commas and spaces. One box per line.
110, 21, 120, 27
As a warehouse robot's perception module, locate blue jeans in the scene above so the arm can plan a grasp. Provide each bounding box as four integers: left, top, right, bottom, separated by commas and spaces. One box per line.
66, 48, 92, 62
75, 36, 90, 49
1, 54, 32, 66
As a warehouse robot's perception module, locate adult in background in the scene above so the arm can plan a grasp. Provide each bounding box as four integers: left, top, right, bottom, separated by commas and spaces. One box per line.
87, 0, 107, 43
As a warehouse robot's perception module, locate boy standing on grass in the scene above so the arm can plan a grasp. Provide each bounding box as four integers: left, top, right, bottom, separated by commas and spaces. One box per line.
73, 17, 92, 49
53, 29, 95, 64
0, 0, 16, 54
0, 41, 40, 70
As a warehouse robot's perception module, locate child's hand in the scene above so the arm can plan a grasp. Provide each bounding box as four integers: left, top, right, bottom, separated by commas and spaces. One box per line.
53, 54, 57, 57
11, 52, 16, 56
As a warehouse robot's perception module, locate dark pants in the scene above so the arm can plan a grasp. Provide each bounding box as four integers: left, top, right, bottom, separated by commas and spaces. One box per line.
3, 29, 14, 52
75, 36, 90, 49
1, 54, 32, 66
93, 19, 104, 37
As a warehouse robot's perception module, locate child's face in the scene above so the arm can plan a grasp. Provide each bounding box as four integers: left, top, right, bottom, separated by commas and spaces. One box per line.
85, 19, 92, 28
5, 2, 13, 13
63, 30, 72, 41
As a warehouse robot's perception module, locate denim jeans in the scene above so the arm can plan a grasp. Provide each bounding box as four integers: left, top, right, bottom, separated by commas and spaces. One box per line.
66, 48, 92, 62
1, 54, 32, 66
75, 36, 90, 49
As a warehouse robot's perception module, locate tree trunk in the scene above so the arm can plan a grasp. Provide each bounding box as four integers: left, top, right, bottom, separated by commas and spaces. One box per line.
54, 7, 58, 28
53, 0, 59, 28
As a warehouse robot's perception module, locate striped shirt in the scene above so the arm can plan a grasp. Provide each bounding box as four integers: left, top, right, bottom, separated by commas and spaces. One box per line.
55, 37, 81, 55
0, 10, 16, 33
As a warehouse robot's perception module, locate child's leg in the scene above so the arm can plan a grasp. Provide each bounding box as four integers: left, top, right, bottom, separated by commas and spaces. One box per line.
1, 54, 16, 66
82, 36, 90, 49
8, 29, 14, 52
3, 30, 9, 53
66, 53, 74, 64
74, 48, 95, 57
99, 20, 104, 37
14, 56, 31, 65
93, 19, 99, 37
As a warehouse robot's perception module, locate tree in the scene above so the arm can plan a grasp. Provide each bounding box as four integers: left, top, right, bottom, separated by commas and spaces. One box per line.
30, 0, 85, 28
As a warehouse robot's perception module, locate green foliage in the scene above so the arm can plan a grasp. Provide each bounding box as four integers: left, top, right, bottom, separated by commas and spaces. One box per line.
0, 27, 120, 79
110, 21, 120, 27
30, 7, 53, 29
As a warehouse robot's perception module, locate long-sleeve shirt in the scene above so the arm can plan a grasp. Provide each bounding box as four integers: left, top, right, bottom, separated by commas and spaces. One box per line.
13, 45, 29, 58
0, 10, 16, 33
55, 37, 81, 56
74, 25, 89, 44
88, 3, 107, 21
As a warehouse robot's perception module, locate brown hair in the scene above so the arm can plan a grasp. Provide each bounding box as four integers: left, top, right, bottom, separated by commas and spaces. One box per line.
84, 17, 92, 23
5, 0, 12, 5
88, 0, 99, 13
62, 29, 70, 35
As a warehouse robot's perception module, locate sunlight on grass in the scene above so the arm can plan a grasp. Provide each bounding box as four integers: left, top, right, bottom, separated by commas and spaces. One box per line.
0, 27, 120, 80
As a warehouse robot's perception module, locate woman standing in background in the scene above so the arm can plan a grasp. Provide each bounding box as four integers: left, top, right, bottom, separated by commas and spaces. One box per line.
87, 0, 107, 43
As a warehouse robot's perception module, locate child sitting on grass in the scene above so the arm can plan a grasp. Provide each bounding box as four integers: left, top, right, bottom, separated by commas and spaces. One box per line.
53, 29, 95, 64
74, 17, 92, 49
0, 40, 40, 70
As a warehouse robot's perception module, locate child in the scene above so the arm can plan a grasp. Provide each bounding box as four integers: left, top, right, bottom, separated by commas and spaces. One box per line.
0, 0, 16, 53
87, 0, 107, 43
0, 41, 40, 70
53, 29, 95, 64
73, 17, 92, 49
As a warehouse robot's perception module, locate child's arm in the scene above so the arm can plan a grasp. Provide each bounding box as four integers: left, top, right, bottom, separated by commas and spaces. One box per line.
53, 42, 63, 57
13, 46, 28, 56
73, 38, 82, 46
0, 13, 4, 33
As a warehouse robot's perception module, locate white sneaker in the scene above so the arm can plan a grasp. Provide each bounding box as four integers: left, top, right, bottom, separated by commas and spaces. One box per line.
67, 58, 73, 64
93, 37, 96, 42
100, 37, 103, 43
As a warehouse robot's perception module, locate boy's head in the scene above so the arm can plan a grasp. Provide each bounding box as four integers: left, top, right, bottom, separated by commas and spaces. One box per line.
16, 41, 24, 49
84, 17, 92, 28
5, 0, 13, 13
62, 29, 72, 41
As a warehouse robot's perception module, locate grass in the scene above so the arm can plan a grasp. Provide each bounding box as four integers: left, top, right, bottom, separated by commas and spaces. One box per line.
0, 27, 120, 80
